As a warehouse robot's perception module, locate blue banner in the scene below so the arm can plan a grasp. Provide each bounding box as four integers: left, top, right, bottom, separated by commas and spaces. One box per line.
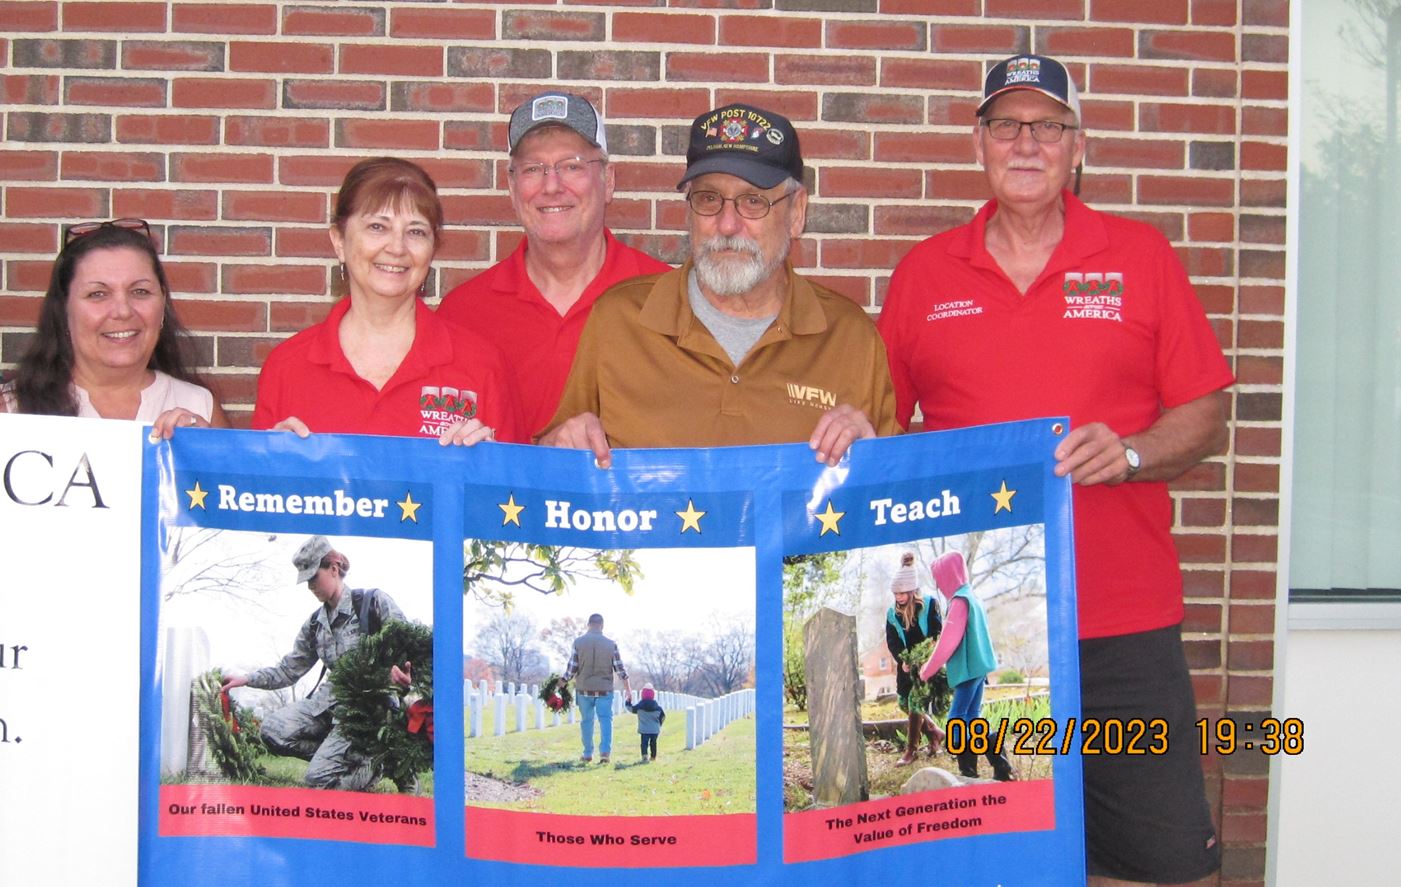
136, 420, 1081, 885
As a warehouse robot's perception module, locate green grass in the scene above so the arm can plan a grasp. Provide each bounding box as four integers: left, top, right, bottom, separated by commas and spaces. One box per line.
466, 715, 756, 816
165, 754, 434, 796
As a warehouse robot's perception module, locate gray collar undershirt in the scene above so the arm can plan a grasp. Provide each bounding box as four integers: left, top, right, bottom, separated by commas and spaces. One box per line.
687, 268, 777, 368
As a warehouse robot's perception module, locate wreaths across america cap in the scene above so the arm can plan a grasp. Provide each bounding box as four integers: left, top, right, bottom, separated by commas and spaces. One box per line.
508, 92, 608, 154
977, 54, 1081, 125
677, 103, 804, 190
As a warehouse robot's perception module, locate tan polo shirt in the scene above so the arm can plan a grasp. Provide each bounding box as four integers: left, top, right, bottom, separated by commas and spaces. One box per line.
544, 262, 897, 448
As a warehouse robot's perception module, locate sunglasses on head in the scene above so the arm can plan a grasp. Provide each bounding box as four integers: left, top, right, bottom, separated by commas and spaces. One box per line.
64, 217, 153, 246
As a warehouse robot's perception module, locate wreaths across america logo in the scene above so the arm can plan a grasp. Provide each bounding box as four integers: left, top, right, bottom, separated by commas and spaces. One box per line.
418, 385, 478, 436
1062, 272, 1124, 322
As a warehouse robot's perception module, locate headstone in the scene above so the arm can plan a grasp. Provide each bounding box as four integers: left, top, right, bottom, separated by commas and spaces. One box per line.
803, 607, 869, 806
899, 767, 963, 794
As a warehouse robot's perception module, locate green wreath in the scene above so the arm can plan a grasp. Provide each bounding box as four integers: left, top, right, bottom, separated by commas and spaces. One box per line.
193, 668, 268, 783
329, 620, 434, 793
538, 674, 573, 712
899, 638, 952, 718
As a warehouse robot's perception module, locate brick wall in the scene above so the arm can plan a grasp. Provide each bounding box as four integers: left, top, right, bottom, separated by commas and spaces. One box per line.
0, 2, 1287, 883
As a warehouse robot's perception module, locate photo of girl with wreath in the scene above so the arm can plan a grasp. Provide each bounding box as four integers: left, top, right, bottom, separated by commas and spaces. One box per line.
886, 551, 949, 765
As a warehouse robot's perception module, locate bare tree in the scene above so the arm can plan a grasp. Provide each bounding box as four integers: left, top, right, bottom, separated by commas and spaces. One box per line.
630, 633, 695, 692
695, 617, 754, 696
538, 615, 587, 669
161, 527, 284, 608
472, 610, 545, 685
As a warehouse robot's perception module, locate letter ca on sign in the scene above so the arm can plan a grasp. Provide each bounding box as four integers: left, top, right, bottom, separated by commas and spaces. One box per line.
2, 449, 107, 508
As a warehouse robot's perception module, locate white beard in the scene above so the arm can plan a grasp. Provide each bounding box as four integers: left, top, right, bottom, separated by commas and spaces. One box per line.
692, 233, 788, 297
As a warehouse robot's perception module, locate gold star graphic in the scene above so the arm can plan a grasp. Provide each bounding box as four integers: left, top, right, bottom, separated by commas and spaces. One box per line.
992, 480, 1016, 514
185, 480, 208, 510
397, 491, 422, 523
676, 499, 706, 533
815, 500, 845, 536
499, 494, 525, 527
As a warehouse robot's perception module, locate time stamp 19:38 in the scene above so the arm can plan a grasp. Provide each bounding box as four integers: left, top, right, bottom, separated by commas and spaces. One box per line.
945, 716, 1306, 757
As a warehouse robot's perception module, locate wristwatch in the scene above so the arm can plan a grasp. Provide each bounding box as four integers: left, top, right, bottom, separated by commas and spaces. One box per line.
1123, 444, 1142, 479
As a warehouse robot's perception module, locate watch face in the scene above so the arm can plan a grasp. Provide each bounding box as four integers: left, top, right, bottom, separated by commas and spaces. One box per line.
1125, 446, 1141, 471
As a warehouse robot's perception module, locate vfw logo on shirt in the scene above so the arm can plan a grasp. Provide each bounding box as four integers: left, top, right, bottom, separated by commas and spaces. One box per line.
419, 385, 477, 436
1062, 272, 1124, 322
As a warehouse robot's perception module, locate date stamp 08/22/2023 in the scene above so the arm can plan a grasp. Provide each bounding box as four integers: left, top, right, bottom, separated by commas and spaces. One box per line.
944, 716, 1306, 757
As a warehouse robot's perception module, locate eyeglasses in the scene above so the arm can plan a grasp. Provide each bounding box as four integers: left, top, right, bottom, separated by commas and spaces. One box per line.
508, 157, 606, 186
686, 190, 793, 220
982, 118, 1078, 143
64, 217, 153, 245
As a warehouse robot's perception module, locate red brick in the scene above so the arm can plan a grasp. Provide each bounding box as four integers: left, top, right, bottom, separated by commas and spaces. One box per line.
826, 19, 927, 51
1, 1, 58, 30
881, 0, 976, 11
442, 120, 507, 153
1241, 177, 1285, 208
270, 299, 334, 332
927, 169, 994, 201
223, 264, 326, 296
612, 161, 685, 193
776, 54, 876, 86
172, 3, 276, 35
390, 7, 494, 40
820, 238, 916, 271
1180, 497, 1226, 527
1194, 283, 1234, 315
667, 52, 768, 83
1243, 33, 1287, 64
1187, 211, 1234, 241
177, 298, 269, 331
1086, 136, 1185, 169
876, 204, 976, 237
1222, 775, 1269, 810
879, 58, 979, 91
171, 152, 273, 184
278, 155, 357, 187
163, 261, 217, 294
1179, 245, 1233, 277
803, 129, 871, 161
275, 227, 336, 259
1175, 532, 1227, 563
1242, 0, 1287, 26
1191, 0, 1237, 26
927, 95, 983, 126
1183, 601, 1223, 633
1238, 285, 1283, 316
824, 93, 922, 124
115, 114, 219, 145
1038, 26, 1136, 57
1242, 106, 1286, 137
1140, 102, 1236, 134
334, 118, 439, 151
1227, 603, 1276, 635
214, 336, 282, 369
930, 23, 1030, 53
4, 73, 60, 103
0, 149, 58, 180
1237, 319, 1282, 348
1182, 568, 1224, 598
390, 81, 494, 114
1231, 495, 1279, 527
112, 188, 218, 221
5, 261, 58, 293
63, 1, 165, 31
614, 11, 715, 44
718, 15, 820, 48
60, 150, 164, 182
712, 89, 818, 121
1231, 533, 1277, 564
1092, 0, 1188, 24
4, 186, 107, 217
503, 10, 604, 41
432, 228, 491, 263
1172, 462, 1228, 491
167, 226, 271, 257
413, 158, 492, 190
120, 40, 223, 71
172, 77, 276, 109
442, 194, 516, 227
1241, 70, 1287, 101
223, 191, 326, 224
986, 0, 1083, 19
282, 79, 385, 112
1081, 99, 1136, 131
1226, 640, 1273, 671
1193, 67, 1239, 98
1241, 141, 1286, 172
602, 87, 706, 119
225, 115, 330, 149
1141, 30, 1238, 62
1091, 63, 1189, 96
281, 4, 383, 37
340, 43, 443, 77
805, 275, 871, 307
820, 167, 923, 199
0, 223, 57, 254
229, 40, 333, 74
874, 132, 973, 164
64, 76, 165, 107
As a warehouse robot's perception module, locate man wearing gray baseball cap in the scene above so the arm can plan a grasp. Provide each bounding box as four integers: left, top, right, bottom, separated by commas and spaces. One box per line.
437, 92, 668, 437
539, 102, 894, 467
221, 536, 407, 791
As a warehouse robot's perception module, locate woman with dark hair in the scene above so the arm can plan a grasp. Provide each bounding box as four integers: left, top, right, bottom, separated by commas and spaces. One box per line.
252, 157, 523, 444
0, 219, 227, 437
885, 550, 946, 765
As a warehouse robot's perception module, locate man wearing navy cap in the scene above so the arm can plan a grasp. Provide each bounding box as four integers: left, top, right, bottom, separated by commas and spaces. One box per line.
437, 92, 668, 437
540, 102, 895, 466
878, 55, 1231, 885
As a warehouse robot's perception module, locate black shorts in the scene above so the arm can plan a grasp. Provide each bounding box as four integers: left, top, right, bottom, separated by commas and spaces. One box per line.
1080, 623, 1221, 883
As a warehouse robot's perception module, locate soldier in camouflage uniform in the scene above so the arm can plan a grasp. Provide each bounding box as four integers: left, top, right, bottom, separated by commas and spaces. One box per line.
222, 535, 405, 791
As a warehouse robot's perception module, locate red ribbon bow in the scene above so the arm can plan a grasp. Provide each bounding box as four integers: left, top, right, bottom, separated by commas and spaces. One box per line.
406, 700, 434, 743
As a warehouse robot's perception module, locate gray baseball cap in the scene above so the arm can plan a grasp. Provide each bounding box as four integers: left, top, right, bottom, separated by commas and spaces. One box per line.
508, 92, 608, 154
293, 535, 332, 583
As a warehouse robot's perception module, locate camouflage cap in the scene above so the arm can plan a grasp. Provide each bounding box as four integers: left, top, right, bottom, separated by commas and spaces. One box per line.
293, 535, 332, 583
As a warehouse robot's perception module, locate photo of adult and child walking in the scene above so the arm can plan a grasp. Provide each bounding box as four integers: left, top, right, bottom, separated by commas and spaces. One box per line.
782, 528, 1052, 815
462, 540, 757, 818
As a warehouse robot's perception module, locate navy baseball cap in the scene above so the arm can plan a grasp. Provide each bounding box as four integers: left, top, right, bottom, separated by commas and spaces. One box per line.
977, 54, 1081, 124
508, 92, 608, 154
677, 103, 804, 190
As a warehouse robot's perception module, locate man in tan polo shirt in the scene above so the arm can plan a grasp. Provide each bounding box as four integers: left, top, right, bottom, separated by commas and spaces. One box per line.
539, 103, 895, 467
